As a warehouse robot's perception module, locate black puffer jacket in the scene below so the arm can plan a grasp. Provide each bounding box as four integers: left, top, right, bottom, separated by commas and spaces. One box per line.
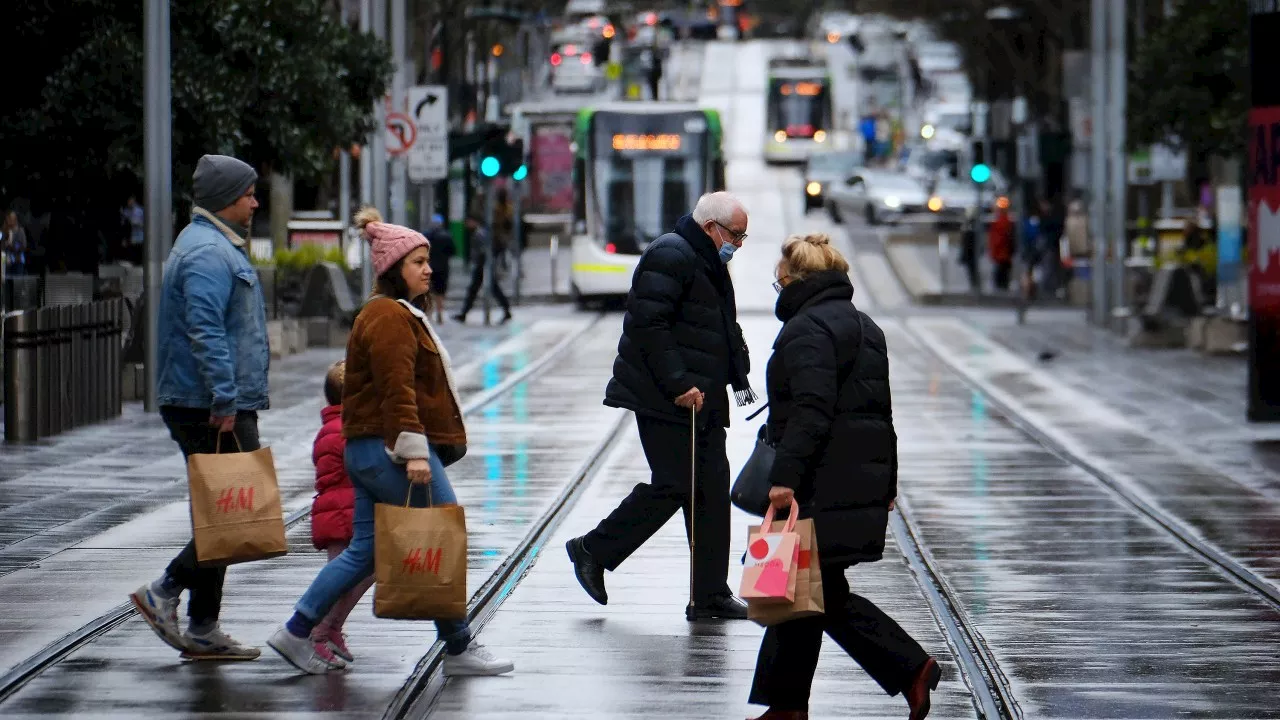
766, 270, 897, 565
604, 215, 752, 427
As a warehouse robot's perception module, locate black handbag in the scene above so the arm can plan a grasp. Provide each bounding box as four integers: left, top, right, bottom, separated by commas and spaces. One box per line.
730, 404, 773, 517
432, 444, 467, 468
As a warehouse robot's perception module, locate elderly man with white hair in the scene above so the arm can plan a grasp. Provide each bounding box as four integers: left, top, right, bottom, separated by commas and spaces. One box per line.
567, 191, 756, 620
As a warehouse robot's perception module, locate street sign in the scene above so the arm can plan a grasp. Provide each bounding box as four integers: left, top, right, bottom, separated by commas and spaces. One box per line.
1149, 141, 1188, 182
407, 85, 448, 182
1128, 147, 1154, 185
385, 111, 416, 156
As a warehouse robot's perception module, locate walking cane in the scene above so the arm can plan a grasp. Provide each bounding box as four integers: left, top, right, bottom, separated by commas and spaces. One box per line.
688, 404, 697, 617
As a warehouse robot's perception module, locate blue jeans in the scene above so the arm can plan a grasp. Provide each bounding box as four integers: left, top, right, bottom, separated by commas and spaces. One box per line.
295, 436, 471, 654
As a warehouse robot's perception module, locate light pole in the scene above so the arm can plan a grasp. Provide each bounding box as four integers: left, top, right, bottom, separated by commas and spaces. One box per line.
1088, 0, 1109, 325
143, 0, 172, 412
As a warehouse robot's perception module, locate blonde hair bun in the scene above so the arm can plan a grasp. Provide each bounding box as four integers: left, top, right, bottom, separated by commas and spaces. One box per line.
803, 233, 831, 246
779, 232, 849, 281
353, 206, 384, 233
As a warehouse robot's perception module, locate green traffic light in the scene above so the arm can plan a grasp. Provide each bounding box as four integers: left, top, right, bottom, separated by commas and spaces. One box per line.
512, 164, 528, 182
970, 163, 991, 184
480, 156, 500, 177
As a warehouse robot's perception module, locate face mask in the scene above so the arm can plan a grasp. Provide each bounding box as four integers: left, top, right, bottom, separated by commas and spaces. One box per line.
718, 242, 736, 264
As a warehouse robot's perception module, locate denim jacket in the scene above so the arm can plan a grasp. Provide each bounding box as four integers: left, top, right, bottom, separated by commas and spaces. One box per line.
156, 211, 270, 415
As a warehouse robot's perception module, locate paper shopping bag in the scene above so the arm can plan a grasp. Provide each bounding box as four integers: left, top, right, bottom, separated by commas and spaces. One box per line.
373, 494, 468, 620
739, 499, 801, 605
187, 435, 288, 566
748, 517, 825, 626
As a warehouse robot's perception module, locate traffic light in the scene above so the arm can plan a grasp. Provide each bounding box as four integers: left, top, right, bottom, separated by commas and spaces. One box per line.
479, 135, 525, 179
970, 141, 990, 184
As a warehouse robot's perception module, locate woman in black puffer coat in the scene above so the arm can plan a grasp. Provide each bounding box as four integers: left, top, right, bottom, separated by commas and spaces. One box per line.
747, 233, 940, 720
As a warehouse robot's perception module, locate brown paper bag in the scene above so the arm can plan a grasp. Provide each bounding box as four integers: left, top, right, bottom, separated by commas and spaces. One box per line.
187, 436, 288, 566
747, 516, 825, 627
373, 495, 468, 620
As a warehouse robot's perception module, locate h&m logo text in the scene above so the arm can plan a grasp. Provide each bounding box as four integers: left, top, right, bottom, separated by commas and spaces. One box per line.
402, 548, 443, 575
215, 487, 255, 513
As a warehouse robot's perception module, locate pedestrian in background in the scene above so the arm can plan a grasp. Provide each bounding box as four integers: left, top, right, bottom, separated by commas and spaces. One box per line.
307, 360, 371, 666
988, 206, 1014, 292
959, 209, 980, 293
130, 154, 267, 661
2, 211, 28, 275
566, 192, 755, 621
425, 213, 454, 323
453, 190, 512, 323
269, 206, 513, 677
749, 233, 939, 720
121, 195, 145, 263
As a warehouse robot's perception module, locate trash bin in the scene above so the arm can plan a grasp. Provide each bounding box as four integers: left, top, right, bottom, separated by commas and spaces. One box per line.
4, 311, 39, 443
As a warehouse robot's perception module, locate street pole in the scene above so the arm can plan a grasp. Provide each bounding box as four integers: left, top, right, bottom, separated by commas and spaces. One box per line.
390, 0, 408, 226
338, 150, 351, 245
1088, 0, 1109, 325
359, 0, 374, 296
1107, 0, 1128, 327
513, 179, 523, 305
483, 182, 494, 325
143, 0, 172, 412
371, 0, 389, 217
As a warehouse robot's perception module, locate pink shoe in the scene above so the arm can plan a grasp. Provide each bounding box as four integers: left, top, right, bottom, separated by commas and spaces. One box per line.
326, 628, 354, 663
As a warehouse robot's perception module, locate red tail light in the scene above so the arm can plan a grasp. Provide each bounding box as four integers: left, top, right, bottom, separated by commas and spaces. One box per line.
604, 243, 617, 254
581, 53, 592, 64
550, 53, 562, 66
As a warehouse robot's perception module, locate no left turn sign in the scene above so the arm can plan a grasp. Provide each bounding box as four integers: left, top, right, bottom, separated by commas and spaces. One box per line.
385, 111, 416, 156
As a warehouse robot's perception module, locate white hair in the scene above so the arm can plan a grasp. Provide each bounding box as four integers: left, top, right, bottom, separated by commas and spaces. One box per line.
691, 191, 745, 226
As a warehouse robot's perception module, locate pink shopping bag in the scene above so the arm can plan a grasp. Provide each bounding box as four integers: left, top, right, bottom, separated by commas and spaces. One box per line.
740, 499, 801, 605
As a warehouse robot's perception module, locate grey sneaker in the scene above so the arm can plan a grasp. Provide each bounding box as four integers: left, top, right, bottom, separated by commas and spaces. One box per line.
268, 626, 346, 674
181, 625, 261, 661
129, 583, 185, 652
442, 642, 514, 676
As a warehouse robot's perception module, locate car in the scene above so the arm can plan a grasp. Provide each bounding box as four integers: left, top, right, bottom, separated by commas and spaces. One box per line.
913, 41, 962, 74
924, 176, 1010, 227
826, 168, 930, 226
802, 151, 862, 212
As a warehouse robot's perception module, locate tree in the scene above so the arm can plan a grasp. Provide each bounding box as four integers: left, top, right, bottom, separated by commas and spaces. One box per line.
1128, 0, 1248, 163
2, 0, 392, 268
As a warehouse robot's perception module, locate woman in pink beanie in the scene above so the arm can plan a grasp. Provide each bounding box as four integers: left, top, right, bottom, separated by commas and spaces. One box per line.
270, 207, 513, 678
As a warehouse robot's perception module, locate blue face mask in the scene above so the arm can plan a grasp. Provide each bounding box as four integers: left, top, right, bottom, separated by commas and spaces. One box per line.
718, 243, 737, 264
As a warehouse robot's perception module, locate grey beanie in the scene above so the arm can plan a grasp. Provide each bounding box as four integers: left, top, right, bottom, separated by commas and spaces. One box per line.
192, 154, 258, 212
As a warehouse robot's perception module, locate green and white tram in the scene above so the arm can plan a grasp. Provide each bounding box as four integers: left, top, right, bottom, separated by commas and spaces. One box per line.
763, 57, 834, 163
569, 104, 726, 303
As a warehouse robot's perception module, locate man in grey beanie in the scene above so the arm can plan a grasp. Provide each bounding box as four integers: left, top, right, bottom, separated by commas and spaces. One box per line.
130, 154, 269, 661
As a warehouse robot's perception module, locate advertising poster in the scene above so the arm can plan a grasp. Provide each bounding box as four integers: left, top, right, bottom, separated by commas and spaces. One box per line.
530, 124, 575, 214
1249, 5, 1280, 422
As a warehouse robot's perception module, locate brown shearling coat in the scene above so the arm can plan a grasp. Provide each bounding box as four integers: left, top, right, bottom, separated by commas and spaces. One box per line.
342, 297, 466, 455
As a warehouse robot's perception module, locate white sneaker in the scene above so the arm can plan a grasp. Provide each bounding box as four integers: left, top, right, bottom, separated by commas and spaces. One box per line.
182, 625, 261, 661
443, 642, 514, 676
268, 627, 346, 674
129, 583, 185, 652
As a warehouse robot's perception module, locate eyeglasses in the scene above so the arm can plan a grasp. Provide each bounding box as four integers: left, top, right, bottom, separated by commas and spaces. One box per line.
714, 221, 748, 245
772, 275, 790, 293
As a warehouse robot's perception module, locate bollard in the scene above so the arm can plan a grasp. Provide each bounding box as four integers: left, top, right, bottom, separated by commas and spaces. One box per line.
35, 308, 52, 438
4, 311, 39, 443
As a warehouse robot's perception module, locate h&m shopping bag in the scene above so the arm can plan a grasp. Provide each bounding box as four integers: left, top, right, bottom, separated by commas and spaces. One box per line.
739, 499, 801, 605
187, 433, 288, 566
747, 515, 825, 626
373, 487, 468, 620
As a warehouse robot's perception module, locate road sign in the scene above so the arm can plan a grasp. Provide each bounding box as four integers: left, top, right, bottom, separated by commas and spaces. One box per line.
407, 85, 449, 182
385, 111, 416, 156
1128, 147, 1154, 185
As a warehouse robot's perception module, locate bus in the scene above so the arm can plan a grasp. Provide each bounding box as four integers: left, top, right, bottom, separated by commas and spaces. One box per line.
763, 58, 834, 163
569, 104, 727, 304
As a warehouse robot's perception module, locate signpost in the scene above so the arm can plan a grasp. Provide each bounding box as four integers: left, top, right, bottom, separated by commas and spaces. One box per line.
407, 85, 449, 182
385, 111, 416, 156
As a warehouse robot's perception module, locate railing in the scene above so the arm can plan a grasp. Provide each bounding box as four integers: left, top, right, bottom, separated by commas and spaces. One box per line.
4, 300, 126, 443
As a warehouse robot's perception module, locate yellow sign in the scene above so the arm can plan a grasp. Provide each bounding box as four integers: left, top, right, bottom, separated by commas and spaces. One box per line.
612, 134, 682, 151
605, 62, 622, 80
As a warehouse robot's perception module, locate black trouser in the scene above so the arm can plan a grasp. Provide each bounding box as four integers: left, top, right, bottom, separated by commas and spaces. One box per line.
749, 563, 930, 710
993, 261, 1012, 291
159, 406, 261, 623
585, 414, 731, 603
459, 253, 510, 316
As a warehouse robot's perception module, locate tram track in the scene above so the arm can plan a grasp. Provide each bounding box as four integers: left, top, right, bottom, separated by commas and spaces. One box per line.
0, 313, 605, 707
896, 320, 1280, 614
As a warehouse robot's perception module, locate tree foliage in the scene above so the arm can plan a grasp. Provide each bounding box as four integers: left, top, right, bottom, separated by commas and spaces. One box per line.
3, 0, 393, 214
1127, 0, 1247, 160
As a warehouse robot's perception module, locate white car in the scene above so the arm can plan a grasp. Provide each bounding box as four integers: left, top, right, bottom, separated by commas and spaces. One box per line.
826, 168, 930, 226
550, 34, 606, 93
913, 42, 962, 74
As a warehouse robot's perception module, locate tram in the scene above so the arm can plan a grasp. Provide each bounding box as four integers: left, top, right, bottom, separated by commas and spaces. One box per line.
569, 104, 726, 304
763, 57, 834, 164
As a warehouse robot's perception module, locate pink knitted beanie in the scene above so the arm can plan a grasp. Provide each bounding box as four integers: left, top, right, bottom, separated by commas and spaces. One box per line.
365, 221, 430, 277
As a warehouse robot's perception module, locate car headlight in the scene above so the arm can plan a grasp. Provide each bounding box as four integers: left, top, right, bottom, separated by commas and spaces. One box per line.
774, 130, 787, 143
883, 196, 901, 209
814, 130, 827, 143
927, 196, 943, 212
806, 181, 822, 197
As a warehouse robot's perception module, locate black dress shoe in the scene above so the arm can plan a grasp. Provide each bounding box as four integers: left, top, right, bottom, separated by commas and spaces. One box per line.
685, 594, 749, 620
566, 537, 608, 605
